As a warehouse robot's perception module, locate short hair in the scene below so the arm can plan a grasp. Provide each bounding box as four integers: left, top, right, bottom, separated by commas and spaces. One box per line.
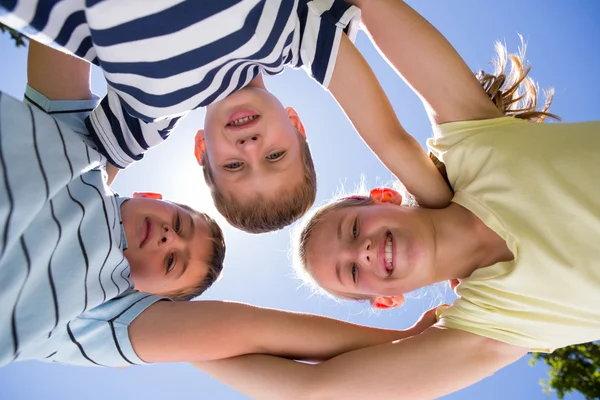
201, 130, 317, 234
167, 203, 226, 301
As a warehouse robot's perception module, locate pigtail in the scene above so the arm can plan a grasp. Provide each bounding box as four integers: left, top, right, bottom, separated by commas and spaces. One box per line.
476, 37, 560, 123
431, 38, 560, 190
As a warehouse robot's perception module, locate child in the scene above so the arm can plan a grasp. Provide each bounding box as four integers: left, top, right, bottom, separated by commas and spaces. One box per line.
0, 38, 437, 369
0, 0, 451, 233
185, 1, 600, 399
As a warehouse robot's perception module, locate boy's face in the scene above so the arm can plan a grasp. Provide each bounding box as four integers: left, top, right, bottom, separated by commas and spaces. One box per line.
120, 198, 213, 296
199, 86, 306, 204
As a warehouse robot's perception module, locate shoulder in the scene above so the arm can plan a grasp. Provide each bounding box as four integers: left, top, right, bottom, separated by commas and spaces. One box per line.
24, 85, 100, 141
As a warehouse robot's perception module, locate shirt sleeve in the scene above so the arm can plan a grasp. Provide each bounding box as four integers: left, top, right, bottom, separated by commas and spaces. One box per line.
84, 87, 183, 169
0, 1, 98, 63
49, 291, 167, 367
299, 0, 362, 88
23, 85, 100, 146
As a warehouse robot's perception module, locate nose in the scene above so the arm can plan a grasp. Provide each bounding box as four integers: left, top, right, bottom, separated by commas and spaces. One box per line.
236, 133, 261, 147
357, 238, 375, 268
158, 225, 176, 247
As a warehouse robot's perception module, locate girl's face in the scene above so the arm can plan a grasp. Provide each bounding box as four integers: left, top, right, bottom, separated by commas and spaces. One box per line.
305, 202, 436, 299
120, 198, 214, 297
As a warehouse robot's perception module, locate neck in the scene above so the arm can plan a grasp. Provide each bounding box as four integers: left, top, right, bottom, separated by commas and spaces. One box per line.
427, 204, 512, 282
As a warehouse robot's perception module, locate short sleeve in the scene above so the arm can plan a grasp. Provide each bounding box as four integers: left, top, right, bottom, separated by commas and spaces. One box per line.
24, 85, 100, 146
49, 291, 168, 367
299, 0, 361, 88
85, 87, 183, 169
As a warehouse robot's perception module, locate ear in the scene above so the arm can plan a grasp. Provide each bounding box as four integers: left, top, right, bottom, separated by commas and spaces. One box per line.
371, 295, 405, 309
369, 188, 403, 205
285, 107, 306, 138
194, 129, 206, 164
133, 192, 163, 200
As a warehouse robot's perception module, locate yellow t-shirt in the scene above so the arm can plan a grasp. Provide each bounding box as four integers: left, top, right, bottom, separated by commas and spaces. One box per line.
427, 117, 600, 352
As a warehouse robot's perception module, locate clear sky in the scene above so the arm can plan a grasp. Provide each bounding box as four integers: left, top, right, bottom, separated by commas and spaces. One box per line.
1, 1, 599, 399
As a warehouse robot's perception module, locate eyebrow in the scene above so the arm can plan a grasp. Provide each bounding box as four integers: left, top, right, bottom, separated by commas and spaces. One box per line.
335, 262, 343, 286
178, 214, 196, 279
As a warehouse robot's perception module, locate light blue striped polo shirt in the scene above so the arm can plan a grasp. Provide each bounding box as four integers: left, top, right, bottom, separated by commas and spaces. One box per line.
0, 0, 361, 169
0, 88, 164, 367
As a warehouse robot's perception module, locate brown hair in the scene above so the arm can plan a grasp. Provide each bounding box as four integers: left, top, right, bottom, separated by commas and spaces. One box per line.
201, 131, 317, 234
430, 38, 560, 184
166, 203, 226, 301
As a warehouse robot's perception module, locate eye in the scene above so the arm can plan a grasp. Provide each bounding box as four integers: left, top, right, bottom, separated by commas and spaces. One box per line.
352, 217, 359, 239
351, 264, 358, 283
266, 151, 285, 161
174, 213, 182, 234
224, 161, 244, 170
165, 253, 175, 274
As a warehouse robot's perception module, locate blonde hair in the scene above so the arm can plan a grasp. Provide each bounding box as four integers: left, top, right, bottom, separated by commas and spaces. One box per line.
202, 131, 317, 234
476, 37, 559, 122
295, 39, 559, 300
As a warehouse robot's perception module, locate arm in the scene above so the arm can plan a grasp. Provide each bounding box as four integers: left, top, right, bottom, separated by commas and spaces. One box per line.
194, 327, 528, 400
27, 40, 121, 184
129, 301, 436, 363
27, 40, 92, 101
349, 0, 502, 125
329, 35, 452, 207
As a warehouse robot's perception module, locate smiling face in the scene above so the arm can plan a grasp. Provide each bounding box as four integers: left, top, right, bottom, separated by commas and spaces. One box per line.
120, 198, 214, 297
199, 85, 307, 206
304, 202, 437, 300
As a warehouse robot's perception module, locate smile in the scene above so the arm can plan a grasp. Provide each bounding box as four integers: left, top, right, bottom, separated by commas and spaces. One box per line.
140, 217, 152, 248
225, 110, 261, 130
384, 232, 394, 277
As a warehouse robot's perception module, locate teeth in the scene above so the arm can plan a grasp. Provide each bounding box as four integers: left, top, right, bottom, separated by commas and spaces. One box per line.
385, 234, 392, 269
228, 115, 258, 126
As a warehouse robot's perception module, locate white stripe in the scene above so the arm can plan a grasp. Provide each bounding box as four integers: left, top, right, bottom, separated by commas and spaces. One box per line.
88, 105, 131, 167
0, 0, 40, 30
92, 0, 261, 63
37, 0, 86, 43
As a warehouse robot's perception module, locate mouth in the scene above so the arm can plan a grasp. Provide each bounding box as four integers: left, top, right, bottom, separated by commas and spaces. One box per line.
139, 217, 152, 248
381, 231, 394, 277
225, 110, 260, 131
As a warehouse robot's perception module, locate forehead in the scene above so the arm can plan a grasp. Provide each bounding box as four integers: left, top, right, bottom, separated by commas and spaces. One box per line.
303, 207, 352, 290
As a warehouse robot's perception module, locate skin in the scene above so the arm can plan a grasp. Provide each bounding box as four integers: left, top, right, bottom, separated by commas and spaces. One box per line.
120, 198, 213, 296
27, 38, 439, 371
196, 74, 306, 205
191, 3, 531, 398
306, 190, 513, 307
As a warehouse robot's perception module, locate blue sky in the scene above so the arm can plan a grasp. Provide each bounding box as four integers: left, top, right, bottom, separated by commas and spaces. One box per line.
1, 1, 599, 399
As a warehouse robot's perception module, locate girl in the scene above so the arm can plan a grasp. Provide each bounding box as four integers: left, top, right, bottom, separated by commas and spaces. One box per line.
192, 1, 600, 398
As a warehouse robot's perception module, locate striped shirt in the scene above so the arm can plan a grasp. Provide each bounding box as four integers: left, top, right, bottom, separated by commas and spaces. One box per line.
0, 0, 361, 168
0, 88, 163, 367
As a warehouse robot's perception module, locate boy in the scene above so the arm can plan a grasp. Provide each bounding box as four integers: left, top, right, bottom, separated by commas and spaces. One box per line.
0, 39, 225, 366
0, 0, 450, 233
0, 40, 437, 369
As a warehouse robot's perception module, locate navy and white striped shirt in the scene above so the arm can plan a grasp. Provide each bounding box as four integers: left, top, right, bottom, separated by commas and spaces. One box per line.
0, 0, 361, 168
0, 88, 163, 367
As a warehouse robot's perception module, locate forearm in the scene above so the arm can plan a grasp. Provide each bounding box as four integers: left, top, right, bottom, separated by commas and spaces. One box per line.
130, 301, 416, 363
195, 327, 527, 400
